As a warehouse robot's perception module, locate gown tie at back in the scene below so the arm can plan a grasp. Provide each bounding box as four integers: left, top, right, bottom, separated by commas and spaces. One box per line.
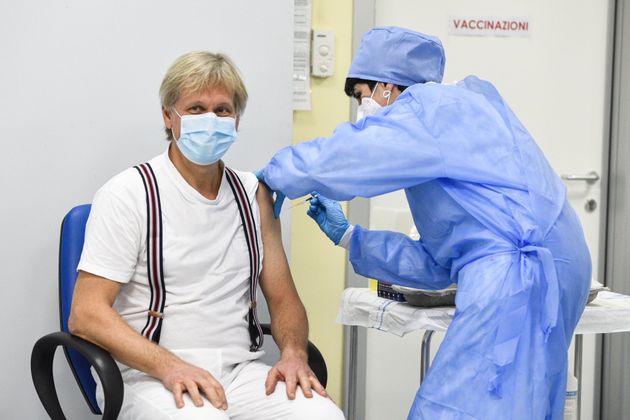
489, 243, 560, 398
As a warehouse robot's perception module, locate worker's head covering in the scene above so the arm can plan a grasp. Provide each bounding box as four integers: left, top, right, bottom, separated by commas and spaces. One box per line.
347, 26, 445, 86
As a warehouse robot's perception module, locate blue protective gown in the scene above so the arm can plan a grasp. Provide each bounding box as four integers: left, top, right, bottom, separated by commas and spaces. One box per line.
264, 76, 591, 419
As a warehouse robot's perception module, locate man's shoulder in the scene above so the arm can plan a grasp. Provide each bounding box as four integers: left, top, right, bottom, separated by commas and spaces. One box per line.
98, 153, 166, 200
99, 166, 146, 199
225, 167, 259, 202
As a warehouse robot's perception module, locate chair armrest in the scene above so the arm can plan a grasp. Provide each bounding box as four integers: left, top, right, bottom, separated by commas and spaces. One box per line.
260, 323, 328, 388
306, 339, 328, 389
31, 331, 123, 420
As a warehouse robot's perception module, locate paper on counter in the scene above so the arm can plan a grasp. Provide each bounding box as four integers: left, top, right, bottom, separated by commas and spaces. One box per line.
336, 288, 454, 337
575, 291, 630, 335
338, 288, 630, 337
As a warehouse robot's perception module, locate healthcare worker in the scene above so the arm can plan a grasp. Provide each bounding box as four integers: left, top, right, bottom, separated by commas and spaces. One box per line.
256, 26, 591, 419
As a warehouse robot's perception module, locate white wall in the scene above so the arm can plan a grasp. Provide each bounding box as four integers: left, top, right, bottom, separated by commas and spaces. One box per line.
0, 1, 293, 417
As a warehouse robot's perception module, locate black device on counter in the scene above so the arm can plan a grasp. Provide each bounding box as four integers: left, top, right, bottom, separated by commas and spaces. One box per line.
377, 281, 406, 302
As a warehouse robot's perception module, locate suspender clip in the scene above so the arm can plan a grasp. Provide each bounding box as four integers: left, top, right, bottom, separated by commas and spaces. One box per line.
148, 310, 164, 319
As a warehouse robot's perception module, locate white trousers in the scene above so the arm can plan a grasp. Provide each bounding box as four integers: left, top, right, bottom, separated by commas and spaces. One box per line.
95, 349, 345, 420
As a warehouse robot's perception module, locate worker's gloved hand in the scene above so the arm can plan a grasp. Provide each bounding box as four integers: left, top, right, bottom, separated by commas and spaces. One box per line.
253, 168, 285, 219
254, 168, 266, 182
307, 192, 349, 245
271, 192, 286, 219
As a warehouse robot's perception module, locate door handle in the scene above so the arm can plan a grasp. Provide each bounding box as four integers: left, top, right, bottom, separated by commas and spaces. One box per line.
561, 171, 600, 183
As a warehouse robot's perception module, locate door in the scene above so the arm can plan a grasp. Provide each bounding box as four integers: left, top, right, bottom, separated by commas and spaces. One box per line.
358, 1, 614, 419
602, 1, 630, 418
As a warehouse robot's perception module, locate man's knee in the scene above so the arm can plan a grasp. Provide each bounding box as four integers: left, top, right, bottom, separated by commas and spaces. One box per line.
115, 379, 230, 420
288, 393, 345, 420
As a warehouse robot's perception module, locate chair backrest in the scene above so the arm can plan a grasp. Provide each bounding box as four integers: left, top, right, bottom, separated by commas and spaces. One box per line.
58, 204, 101, 414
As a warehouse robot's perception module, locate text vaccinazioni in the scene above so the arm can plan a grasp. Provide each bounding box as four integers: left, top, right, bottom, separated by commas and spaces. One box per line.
449, 17, 530, 37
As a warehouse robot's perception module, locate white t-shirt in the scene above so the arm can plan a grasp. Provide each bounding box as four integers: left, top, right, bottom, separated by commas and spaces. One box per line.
78, 148, 264, 370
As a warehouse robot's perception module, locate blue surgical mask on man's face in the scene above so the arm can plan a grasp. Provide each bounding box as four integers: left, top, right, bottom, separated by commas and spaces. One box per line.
172, 109, 237, 166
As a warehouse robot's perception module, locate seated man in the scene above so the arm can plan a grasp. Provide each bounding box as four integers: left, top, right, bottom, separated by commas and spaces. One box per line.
69, 51, 345, 420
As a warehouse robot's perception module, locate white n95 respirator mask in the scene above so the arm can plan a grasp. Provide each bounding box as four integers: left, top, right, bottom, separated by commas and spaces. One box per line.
356, 83, 391, 122
356, 97, 382, 121
173, 110, 236, 166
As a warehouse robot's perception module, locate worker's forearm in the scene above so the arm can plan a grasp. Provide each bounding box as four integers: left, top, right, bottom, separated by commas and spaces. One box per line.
348, 225, 453, 290
69, 303, 178, 379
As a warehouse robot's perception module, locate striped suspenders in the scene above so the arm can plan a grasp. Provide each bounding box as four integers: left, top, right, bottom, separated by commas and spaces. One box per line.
224, 167, 264, 352
134, 163, 264, 351
134, 163, 166, 343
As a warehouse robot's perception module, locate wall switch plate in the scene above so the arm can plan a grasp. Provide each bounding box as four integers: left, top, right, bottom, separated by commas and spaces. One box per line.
311, 29, 335, 77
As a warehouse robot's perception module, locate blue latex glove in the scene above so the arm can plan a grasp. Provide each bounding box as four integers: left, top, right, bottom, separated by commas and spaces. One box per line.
306, 193, 349, 245
271, 191, 286, 219
254, 168, 265, 182
254, 168, 285, 219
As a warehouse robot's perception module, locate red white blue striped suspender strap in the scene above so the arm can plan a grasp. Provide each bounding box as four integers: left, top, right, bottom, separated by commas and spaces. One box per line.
134, 162, 165, 343
224, 167, 264, 352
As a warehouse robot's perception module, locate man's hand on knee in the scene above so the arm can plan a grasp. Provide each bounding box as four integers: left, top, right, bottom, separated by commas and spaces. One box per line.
157, 358, 227, 410
265, 352, 328, 400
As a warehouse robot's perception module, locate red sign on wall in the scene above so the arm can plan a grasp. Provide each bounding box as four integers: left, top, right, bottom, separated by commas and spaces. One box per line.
449, 16, 530, 37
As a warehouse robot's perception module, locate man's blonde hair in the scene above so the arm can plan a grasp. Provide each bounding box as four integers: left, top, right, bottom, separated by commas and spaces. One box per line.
159, 51, 248, 140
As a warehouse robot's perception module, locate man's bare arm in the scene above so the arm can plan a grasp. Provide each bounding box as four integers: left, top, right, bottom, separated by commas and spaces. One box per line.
256, 184, 328, 399
69, 272, 227, 409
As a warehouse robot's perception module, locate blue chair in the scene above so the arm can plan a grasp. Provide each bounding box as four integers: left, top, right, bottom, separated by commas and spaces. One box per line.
31, 204, 328, 419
